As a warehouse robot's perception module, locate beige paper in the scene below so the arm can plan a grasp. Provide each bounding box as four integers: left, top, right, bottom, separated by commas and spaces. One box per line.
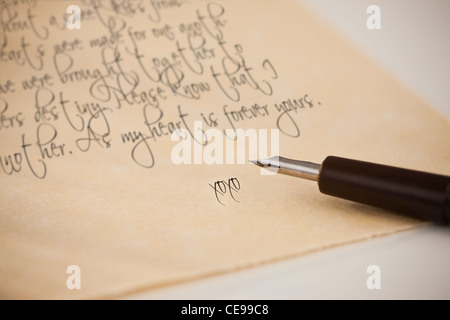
0, 0, 449, 299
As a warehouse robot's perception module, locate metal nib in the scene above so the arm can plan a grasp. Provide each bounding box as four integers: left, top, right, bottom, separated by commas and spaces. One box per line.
250, 156, 321, 181
250, 157, 280, 168
249, 159, 270, 168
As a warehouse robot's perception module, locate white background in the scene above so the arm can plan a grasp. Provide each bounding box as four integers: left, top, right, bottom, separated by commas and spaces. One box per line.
128, 0, 450, 299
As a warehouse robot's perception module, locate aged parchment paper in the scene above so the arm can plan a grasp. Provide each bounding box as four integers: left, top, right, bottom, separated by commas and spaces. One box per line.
0, 0, 449, 299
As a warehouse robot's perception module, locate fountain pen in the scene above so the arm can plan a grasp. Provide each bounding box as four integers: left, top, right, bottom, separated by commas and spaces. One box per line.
250, 156, 450, 224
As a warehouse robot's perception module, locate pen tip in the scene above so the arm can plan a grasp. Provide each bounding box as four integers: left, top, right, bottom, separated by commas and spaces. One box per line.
249, 159, 263, 167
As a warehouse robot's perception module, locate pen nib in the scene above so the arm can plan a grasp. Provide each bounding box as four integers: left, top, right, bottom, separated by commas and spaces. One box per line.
249, 158, 273, 168
249, 156, 320, 181
249, 159, 263, 167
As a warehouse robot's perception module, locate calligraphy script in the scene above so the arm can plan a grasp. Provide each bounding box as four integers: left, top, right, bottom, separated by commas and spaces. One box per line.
0, 0, 323, 179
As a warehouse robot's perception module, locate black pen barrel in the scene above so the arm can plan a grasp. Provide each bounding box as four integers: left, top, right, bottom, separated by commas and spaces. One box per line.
318, 156, 450, 224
